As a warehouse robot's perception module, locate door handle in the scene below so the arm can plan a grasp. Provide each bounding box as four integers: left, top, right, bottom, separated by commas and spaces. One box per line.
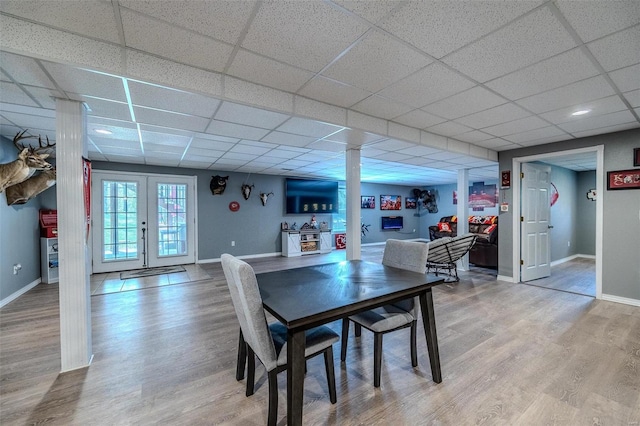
548, 225, 554, 229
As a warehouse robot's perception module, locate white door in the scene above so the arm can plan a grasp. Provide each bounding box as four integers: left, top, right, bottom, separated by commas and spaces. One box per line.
92, 171, 196, 273
520, 163, 551, 282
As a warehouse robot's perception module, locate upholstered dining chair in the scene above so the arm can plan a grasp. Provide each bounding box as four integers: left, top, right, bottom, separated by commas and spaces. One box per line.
221, 254, 339, 426
340, 239, 429, 387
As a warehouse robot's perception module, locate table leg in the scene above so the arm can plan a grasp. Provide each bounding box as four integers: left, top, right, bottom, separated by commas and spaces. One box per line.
419, 289, 442, 383
287, 328, 306, 425
236, 328, 246, 381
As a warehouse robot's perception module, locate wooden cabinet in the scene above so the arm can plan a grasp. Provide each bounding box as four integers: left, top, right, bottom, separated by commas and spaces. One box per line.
282, 230, 331, 257
41, 237, 59, 284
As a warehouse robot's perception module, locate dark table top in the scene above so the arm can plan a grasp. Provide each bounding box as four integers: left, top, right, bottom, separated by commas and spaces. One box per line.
256, 260, 444, 330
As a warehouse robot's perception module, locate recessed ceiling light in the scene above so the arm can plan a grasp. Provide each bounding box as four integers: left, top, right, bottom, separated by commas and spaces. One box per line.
571, 109, 591, 116
94, 128, 113, 135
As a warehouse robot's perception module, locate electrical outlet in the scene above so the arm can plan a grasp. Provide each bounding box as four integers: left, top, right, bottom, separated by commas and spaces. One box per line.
412, 228, 416, 233
231, 241, 235, 247
567, 241, 570, 247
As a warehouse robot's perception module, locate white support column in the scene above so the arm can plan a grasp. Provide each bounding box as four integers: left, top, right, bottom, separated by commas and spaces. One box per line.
457, 169, 470, 271
56, 99, 92, 372
345, 148, 361, 260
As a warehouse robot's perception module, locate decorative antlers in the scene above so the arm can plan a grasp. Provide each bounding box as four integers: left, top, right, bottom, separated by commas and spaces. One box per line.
259, 192, 274, 206
14, 130, 55, 156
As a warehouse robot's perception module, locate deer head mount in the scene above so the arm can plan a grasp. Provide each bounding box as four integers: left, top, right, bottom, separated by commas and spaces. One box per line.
5, 168, 56, 205
241, 183, 254, 200
259, 192, 274, 206
0, 130, 55, 193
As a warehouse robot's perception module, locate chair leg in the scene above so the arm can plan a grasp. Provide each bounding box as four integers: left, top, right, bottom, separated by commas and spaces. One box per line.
355, 323, 362, 337
267, 369, 278, 426
340, 318, 349, 362
373, 333, 383, 387
236, 329, 246, 381
410, 321, 418, 367
324, 346, 337, 404
246, 346, 255, 397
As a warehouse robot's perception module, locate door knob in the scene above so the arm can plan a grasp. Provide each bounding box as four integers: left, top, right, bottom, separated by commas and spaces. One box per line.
548, 225, 554, 229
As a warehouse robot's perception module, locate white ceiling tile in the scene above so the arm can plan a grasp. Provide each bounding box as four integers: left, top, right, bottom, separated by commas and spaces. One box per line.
485, 48, 599, 100
492, 142, 521, 151
215, 101, 289, 129
305, 140, 347, 152
456, 103, 530, 128
0, 0, 121, 43
556, 0, 640, 43
421, 86, 507, 120
141, 129, 191, 147
379, 0, 542, 59
351, 95, 413, 120
276, 117, 344, 138
22, 86, 62, 109
608, 63, 640, 93
120, 0, 256, 45
501, 126, 567, 144
395, 145, 440, 157
516, 134, 570, 146
587, 25, 640, 72
205, 120, 270, 140
0, 82, 40, 108
78, 96, 131, 122
179, 160, 214, 168
87, 120, 138, 140
227, 49, 314, 93
189, 138, 235, 151
454, 130, 495, 143
298, 75, 371, 108
0, 53, 56, 89
324, 128, 384, 145
367, 138, 415, 151
230, 144, 272, 156
516, 76, 616, 113
128, 80, 220, 117
332, 0, 401, 24
427, 151, 466, 161
482, 116, 548, 137
144, 142, 185, 154
105, 154, 146, 163
242, 1, 369, 72
558, 110, 636, 133
571, 121, 639, 139
472, 138, 514, 149
624, 89, 640, 108
323, 31, 431, 93
0, 111, 55, 132
371, 152, 413, 162
185, 147, 225, 159
121, 9, 233, 73
378, 63, 476, 108
392, 109, 447, 129
539, 95, 629, 124
134, 106, 209, 132
220, 151, 258, 161
443, 7, 577, 82
261, 130, 316, 147
427, 120, 473, 137
42, 63, 127, 102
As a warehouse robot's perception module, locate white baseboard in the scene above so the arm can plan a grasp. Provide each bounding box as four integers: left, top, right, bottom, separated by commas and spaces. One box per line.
497, 275, 514, 283
0, 278, 41, 308
551, 253, 595, 267
601, 294, 640, 307
198, 252, 281, 264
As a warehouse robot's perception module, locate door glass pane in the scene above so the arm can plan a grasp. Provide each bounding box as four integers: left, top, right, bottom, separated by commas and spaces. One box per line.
157, 183, 187, 257
103, 180, 138, 261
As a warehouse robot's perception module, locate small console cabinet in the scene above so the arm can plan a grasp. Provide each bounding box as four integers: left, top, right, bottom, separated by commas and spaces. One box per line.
281, 229, 332, 257
41, 237, 59, 284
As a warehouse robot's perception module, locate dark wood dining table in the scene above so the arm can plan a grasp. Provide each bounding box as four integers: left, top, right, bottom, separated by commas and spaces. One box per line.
255, 259, 446, 425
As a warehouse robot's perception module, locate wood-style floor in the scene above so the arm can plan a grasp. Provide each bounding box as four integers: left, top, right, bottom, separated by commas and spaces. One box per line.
2, 249, 639, 425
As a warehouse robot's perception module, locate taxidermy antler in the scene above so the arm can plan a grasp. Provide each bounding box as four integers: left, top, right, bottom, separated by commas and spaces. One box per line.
5, 168, 56, 205
0, 130, 54, 193
241, 183, 254, 200
259, 192, 274, 206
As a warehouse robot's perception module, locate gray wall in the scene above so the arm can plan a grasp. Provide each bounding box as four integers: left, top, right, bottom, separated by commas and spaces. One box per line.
498, 128, 640, 301
576, 171, 596, 256
542, 162, 578, 262
0, 136, 43, 301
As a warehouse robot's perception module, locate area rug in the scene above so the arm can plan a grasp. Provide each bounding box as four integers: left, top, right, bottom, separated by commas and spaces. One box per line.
120, 265, 186, 280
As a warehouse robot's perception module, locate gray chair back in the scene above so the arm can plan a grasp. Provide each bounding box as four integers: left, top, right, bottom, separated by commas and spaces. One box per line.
221, 254, 278, 371
382, 239, 430, 315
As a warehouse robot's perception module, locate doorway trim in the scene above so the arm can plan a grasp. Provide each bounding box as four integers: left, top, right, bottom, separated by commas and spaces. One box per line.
511, 145, 603, 299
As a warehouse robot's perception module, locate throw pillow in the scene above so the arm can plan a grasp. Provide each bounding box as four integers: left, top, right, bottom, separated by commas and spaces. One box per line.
437, 222, 452, 232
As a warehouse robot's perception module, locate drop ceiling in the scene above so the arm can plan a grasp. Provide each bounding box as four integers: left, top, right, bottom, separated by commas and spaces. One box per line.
1, 1, 638, 185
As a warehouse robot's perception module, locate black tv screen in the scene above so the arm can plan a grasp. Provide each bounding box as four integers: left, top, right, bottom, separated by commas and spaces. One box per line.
285, 178, 339, 214
381, 216, 403, 230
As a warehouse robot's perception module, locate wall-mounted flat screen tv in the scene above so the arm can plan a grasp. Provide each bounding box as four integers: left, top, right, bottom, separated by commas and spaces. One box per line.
381, 216, 403, 230
285, 178, 339, 214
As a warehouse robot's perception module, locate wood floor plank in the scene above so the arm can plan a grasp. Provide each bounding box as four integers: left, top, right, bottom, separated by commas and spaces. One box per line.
1, 254, 637, 425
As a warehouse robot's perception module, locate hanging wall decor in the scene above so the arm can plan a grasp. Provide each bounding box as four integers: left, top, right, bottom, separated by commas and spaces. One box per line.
210, 175, 229, 195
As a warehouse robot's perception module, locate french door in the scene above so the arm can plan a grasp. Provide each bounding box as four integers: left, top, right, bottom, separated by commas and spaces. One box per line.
92, 171, 196, 273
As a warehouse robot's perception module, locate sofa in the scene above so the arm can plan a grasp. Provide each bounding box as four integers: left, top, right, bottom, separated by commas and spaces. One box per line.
428, 215, 498, 269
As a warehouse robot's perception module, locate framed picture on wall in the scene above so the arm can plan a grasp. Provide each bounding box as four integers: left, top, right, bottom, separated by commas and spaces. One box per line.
607, 169, 640, 190
361, 195, 375, 209
405, 197, 417, 209
380, 195, 402, 210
